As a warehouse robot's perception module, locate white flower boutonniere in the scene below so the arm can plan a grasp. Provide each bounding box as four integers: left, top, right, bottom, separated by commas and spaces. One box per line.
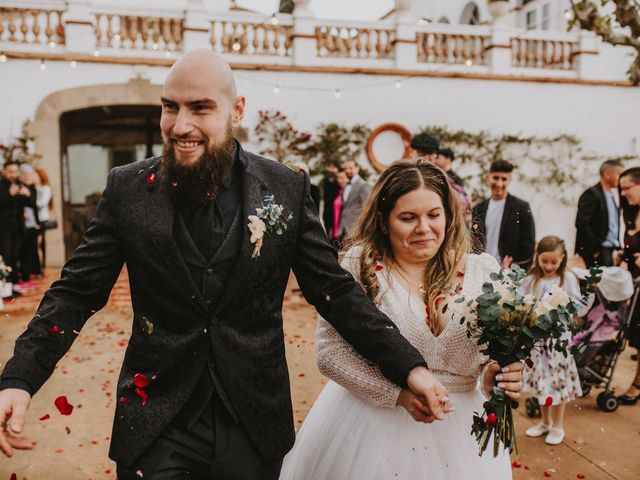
248, 195, 293, 259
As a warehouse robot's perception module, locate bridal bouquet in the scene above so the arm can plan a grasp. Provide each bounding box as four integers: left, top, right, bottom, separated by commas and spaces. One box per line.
459, 265, 600, 457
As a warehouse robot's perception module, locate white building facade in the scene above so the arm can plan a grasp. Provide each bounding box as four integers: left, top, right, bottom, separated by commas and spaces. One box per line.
0, 0, 638, 265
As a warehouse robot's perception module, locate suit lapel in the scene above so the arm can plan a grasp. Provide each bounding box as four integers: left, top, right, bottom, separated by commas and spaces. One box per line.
213, 157, 267, 316
144, 162, 208, 315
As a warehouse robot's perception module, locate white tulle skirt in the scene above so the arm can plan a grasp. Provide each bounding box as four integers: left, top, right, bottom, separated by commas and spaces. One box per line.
280, 381, 512, 480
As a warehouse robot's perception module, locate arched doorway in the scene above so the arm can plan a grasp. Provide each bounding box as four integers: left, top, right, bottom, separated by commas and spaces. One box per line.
61, 105, 162, 257
29, 78, 163, 266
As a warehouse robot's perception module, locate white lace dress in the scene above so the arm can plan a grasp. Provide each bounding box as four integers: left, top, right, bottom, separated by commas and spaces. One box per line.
280, 248, 513, 480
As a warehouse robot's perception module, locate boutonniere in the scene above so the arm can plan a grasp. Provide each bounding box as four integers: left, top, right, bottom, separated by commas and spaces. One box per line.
248, 195, 293, 259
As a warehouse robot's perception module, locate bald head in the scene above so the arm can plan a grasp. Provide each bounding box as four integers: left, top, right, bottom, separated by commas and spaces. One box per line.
165, 49, 237, 101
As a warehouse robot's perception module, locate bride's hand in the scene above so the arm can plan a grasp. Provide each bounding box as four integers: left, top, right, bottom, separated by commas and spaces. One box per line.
397, 389, 454, 424
406, 366, 451, 421
483, 361, 524, 399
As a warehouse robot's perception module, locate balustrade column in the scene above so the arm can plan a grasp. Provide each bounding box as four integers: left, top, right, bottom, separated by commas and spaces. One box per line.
487, 24, 512, 74
292, 0, 315, 67
394, 18, 417, 69
573, 30, 599, 79
64, 0, 96, 53
183, 0, 210, 51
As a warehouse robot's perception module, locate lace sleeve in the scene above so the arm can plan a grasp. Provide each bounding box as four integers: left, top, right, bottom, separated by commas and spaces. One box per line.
315, 246, 402, 408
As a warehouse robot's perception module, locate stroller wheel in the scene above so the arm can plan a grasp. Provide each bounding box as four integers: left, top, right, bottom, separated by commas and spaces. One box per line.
597, 391, 619, 412
525, 398, 540, 417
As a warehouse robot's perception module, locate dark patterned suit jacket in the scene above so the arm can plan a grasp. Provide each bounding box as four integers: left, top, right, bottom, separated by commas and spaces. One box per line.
1, 145, 426, 466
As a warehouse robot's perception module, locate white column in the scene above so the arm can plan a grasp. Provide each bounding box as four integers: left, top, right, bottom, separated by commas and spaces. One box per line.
64, 0, 95, 54
183, 0, 211, 52
487, 24, 513, 75
292, 0, 315, 67
394, 19, 418, 70
574, 31, 600, 80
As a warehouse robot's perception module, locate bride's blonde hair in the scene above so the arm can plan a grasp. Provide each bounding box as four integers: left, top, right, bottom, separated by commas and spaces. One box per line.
342, 160, 471, 333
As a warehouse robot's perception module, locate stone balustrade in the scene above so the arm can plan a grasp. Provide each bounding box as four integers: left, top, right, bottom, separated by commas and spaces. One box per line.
0, 5, 65, 46
0, 2, 611, 81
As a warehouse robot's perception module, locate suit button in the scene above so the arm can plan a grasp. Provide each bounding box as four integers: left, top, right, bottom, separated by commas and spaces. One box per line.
206, 268, 213, 276
205, 299, 212, 308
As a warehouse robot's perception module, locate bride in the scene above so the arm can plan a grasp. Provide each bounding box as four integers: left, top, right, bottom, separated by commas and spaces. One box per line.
280, 160, 523, 479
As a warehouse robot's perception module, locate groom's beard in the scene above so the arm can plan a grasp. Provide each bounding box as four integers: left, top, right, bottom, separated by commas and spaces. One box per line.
160, 129, 235, 206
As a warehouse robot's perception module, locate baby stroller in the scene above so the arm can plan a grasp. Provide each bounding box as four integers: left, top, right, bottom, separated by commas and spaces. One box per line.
525, 267, 636, 416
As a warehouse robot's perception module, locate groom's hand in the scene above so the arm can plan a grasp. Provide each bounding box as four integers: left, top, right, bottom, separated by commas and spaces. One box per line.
0, 388, 36, 457
407, 366, 449, 421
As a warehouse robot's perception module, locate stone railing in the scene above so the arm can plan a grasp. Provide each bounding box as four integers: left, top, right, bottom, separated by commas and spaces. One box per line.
315, 23, 395, 59
0, 2, 608, 81
511, 35, 577, 70
210, 18, 293, 57
94, 13, 184, 52
416, 27, 490, 66
0, 5, 65, 46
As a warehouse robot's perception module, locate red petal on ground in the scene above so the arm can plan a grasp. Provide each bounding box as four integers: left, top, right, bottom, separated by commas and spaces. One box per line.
524, 465, 530, 470
11, 474, 17, 480
511, 461, 521, 468
133, 373, 150, 388
298, 373, 305, 377
545, 396, 553, 406
135, 388, 148, 405
54, 395, 74, 415
65, 426, 71, 434
39, 414, 50, 421
544, 472, 552, 477
577, 475, 585, 479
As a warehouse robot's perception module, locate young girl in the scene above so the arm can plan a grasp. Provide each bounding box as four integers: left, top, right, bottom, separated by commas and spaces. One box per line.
520, 236, 588, 445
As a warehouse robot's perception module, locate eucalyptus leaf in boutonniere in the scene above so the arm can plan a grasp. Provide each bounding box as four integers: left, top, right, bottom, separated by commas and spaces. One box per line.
248, 195, 293, 259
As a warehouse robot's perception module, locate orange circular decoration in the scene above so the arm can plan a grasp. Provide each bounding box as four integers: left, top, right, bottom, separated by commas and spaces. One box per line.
366, 123, 413, 173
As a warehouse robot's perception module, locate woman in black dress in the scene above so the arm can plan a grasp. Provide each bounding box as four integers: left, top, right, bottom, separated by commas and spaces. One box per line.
618, 167, 640, 404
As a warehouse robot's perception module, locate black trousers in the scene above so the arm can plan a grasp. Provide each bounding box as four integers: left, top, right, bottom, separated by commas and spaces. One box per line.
0, 229, 23, 283
117, 397, 283, 480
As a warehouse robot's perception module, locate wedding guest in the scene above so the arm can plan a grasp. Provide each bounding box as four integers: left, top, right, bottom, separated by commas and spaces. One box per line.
18, 163, 41, 283
34, 166, 54, 269
0, 161, 31, 287
281, 160, 523, 479
472, 160, 535, 270
320, 160, 340, 233
408, 132, 439, 161
575, 159, 624, 267
617, 167, 640, 405
339, 160, 371, 238
521, 236, 590, 445
330, 169, 349, 247
0, 50, 449, 477
435, 147, 464, 187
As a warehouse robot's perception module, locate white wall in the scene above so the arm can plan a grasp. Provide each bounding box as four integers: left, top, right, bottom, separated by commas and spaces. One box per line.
0, 57, 638, 254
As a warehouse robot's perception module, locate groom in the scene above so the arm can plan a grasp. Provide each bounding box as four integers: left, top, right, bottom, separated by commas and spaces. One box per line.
0, 50, 448, 478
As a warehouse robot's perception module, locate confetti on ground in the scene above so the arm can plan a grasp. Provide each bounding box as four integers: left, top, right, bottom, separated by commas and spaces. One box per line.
54, 395, 74, 415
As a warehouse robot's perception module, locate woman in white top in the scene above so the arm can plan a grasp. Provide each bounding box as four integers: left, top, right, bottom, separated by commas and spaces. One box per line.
280, 160, 523, 479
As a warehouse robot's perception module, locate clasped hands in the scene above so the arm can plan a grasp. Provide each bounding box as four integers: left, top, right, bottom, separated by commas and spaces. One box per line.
399, 361, 524, 424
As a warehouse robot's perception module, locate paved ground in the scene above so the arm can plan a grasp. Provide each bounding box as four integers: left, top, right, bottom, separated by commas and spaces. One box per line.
1, 269, 638, 479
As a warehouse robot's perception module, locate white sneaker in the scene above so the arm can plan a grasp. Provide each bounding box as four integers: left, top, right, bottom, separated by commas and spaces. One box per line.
545, 428, 565, 445
525, 423, 551, 437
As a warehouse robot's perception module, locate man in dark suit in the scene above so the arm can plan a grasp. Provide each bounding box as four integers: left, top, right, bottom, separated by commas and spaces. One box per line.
320, 160, 340, 233
575, 160, 624, 267
0, 160, 34, 286
0, 50, 450, 478
472, 160, 535, 270
339, 160, 371, 238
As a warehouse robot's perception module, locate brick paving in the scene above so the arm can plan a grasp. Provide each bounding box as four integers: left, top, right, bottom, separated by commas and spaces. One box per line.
1, 269, 638, 479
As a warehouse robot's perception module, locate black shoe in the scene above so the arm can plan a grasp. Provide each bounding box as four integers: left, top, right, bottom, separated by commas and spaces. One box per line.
618, 383, 640, 405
